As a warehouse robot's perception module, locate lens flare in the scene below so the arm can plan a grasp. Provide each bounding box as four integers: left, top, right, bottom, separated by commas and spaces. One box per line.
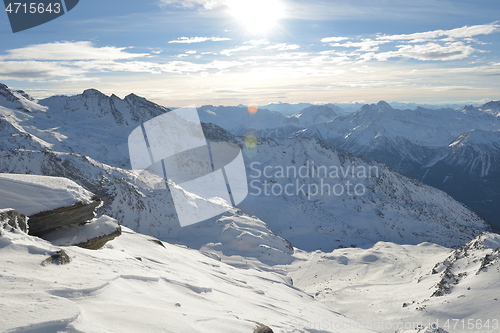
248, 105, 258, 114
245, 135, 258, 150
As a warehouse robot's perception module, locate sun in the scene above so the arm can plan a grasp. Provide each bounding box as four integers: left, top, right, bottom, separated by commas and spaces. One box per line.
227, 0, 285, 33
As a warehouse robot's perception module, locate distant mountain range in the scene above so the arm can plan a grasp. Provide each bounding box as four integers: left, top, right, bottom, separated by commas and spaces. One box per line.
199, 98, 500, 230
0, 83, 493, 251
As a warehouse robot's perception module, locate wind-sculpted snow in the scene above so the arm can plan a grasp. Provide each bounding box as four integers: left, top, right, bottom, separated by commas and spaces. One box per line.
0, 227, 376, 333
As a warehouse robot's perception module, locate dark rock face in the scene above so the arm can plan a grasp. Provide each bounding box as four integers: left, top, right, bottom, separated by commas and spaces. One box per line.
28, 196, 102, 236
0, 209, 28, 233
76, 226, 122, 250
41, 250, 71, 266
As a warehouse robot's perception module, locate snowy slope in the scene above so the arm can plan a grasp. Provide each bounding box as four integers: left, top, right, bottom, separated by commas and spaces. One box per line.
0, 128, 490, 254
0, 150, 295, 265
287, 233, 500, 333
294, 101, 500, 229
0, 226, 377, 333
235, 136, 489, 251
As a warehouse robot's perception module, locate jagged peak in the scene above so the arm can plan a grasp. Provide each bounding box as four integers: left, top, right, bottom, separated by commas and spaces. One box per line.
0, 82, 42, 112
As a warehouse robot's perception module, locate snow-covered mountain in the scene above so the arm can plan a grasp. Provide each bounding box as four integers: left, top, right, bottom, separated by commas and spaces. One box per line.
0, 84, 168, 168
235, 136, 489, 250
198, 104, 341, 138
260, 102, 315, 115
0, 83, 491, 253
1, 83, 499, 333
219, 101, 500, 226
286, 101, 500, 229
1, 174, 497, 333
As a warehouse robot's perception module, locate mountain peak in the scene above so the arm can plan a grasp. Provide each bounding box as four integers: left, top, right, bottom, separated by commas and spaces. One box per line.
0, 82, 43, 112
377, 101, 392, 109
82, 88, 106, 98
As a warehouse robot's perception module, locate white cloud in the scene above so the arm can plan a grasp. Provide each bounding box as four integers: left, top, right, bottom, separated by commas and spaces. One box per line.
378, 23, 500, 42
0, 41, 147, 61
168, 37, 231, 44
265, 43, 300, 51
186, 50, 197, 54
327, 39, 390, 52
159, 0, 225, 10
244, 39, 270, 45
321, 37, 349, 43
220, 45, 254, 56
373, 42, 475, 61
0, 61, 86, 81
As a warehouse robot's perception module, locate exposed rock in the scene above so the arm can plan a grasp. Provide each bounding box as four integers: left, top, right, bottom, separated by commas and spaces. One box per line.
149, 238, 166, 248
28, 196, 102, 236
0, 209, 28, 233
75, 226, 121, 250
41, 250, 70, 266
42, 215, 122, 250
254, 323, 273, 333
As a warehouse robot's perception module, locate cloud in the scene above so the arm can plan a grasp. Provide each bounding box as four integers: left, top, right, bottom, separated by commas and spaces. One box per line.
0, 41, 245, 81
244, 39, 270, 45
373, 42, 475, 61
220, 40, 271, 56
168, 37, 231, 44
322, 23, 499, 62
0, 41, 147, 61
159, 0, 225, 10
327, 39, 390, 52
321, 37, 349, 43
378, 23, 500, 42
220, 45, 254, 56
265, 43, 301, 51
0, 61, 86, 81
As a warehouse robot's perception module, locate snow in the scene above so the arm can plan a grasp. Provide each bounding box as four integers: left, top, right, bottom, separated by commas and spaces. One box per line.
43, 215, 120, 246
0, 173, 93, 215
1, 84, 499, 333
0, 227, 377, 333
287, 236, 500, 333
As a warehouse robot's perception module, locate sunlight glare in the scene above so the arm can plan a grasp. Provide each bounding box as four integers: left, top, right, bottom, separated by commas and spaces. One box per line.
227, 0, 285, 33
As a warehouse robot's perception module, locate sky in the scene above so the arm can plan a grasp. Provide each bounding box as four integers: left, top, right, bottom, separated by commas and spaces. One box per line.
0, 0, 499, 107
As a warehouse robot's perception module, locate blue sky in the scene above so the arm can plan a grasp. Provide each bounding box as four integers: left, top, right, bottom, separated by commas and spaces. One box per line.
0, 0, 499, 106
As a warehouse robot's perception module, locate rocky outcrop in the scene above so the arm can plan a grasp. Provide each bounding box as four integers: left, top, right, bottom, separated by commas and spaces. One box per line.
41, 215, 122, 250
41, 250, 71, 266
75, 226, 121, 250
0, 209, 28, 233
253, 324, 273, 333
28, 195, 102, 236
